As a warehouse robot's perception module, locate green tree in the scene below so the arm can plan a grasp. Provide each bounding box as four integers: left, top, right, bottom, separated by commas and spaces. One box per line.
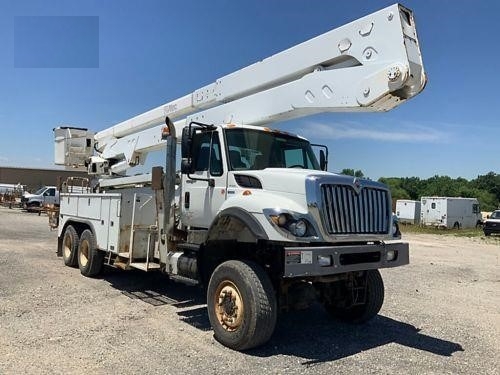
472, 172, 500, 200
341, 168, 355, 176
378, 177, 410, 200
378, 173, 500, 212
341, 168, 364, 177
400, 177, 422, 200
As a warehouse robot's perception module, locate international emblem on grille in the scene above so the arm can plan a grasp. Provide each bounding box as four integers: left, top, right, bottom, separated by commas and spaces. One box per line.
352, 177, 362, 194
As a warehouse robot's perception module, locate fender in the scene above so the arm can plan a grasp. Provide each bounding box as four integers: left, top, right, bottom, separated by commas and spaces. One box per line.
206, 207, 268, 243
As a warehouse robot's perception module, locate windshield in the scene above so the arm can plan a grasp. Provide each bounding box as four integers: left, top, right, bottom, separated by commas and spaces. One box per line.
491, 211, 500, 219
225, 128, 320, 171
33, 187, 47, 195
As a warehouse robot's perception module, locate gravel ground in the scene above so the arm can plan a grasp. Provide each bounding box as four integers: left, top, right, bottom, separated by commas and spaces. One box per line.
0, 206, 498, 374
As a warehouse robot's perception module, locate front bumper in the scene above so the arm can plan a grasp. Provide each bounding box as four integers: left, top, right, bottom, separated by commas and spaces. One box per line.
483, 222, 500, 233
283, 241, 409, 278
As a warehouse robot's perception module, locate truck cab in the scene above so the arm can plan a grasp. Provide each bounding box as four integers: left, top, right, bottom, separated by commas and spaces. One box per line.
181, 124, 323, 229
181, 123, 400, 243
22, 186, 60, 210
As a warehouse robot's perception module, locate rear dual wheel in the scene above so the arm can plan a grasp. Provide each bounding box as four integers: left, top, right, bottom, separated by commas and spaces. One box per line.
77, 229, 104, 277
62, 225, 79, 267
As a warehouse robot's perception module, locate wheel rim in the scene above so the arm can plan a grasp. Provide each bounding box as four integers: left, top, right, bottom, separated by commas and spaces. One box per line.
214, 281, 244, 332
79, 240, 89, 267
63, 233, 72, 259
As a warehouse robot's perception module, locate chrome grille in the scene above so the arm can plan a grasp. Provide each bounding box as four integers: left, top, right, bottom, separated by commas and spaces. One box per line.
320, 184, 390, 234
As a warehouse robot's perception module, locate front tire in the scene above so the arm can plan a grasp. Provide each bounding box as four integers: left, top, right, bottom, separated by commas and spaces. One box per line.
207, 260, 277, 351
62, 225, 79, 267
322, 270, 384, 323
78, 229, 104, 277
26, 201, 40, 213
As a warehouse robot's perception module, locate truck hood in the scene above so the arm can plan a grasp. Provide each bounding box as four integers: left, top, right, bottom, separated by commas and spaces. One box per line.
485, 218, 500, 224
233, 169, 362, 195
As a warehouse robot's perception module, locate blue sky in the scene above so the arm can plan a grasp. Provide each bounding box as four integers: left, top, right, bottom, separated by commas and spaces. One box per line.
0, 0, 498, 180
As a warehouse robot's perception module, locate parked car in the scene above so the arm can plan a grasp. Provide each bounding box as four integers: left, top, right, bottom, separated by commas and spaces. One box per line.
21, 186, 59, 211
483, 210, 500, 236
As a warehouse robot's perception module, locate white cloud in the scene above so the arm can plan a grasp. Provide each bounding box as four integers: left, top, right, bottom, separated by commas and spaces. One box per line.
290, 121, 451, 143
0, 156, 9, 162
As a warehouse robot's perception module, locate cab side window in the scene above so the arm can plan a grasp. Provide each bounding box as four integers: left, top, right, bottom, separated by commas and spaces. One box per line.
44, 188, 55, 197
192, 131, 223, 176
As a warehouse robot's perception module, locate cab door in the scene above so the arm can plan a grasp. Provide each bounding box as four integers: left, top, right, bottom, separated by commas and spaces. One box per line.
43, 187, 57, 205
181, 130, 227, 229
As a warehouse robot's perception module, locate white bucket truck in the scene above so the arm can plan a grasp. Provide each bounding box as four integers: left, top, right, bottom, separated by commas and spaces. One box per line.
53, 4, 426, 350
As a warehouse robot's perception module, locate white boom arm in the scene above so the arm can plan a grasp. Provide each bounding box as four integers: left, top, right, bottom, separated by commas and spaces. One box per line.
56, 4, 426, 174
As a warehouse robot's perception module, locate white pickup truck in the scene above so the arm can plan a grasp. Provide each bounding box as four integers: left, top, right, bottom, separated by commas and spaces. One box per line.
22, 186, 60, 210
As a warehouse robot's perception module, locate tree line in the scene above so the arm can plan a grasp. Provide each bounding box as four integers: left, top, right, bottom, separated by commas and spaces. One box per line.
340, 169, 500, 212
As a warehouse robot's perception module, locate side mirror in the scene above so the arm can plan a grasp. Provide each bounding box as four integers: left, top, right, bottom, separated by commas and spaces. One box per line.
311, 143, 328, 171
181, 127, 194, 159
319, 150, 326, 171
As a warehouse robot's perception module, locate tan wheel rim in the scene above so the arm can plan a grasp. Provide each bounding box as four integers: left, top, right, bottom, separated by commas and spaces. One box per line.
63, 234, 72, 259
79, 240, 89, 267
214, 281, 244, 332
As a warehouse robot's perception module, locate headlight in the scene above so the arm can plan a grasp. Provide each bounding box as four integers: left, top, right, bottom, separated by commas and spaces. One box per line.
270, 213, 288, 226
289, 219, 307, 237
386, 249, 396, 261
277, 214, 287, 226
267, 211, 316, 238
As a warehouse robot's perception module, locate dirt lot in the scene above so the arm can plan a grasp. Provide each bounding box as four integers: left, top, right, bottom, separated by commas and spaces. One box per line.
0, 206, 498, 374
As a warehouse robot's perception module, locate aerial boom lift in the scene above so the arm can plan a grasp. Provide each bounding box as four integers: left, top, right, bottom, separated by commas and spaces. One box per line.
56, 4, 424, 175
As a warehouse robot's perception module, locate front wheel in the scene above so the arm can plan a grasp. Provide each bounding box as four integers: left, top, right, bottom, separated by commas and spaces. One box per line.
26, 201, 40, 212
322, 270, 384, 323
207, 260, 277, 351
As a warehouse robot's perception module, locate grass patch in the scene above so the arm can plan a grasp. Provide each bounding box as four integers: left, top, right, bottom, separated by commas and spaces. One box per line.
399, 224, 484, 237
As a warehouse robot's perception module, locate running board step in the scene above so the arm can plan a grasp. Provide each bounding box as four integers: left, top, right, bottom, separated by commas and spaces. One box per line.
129, 262, 161, 271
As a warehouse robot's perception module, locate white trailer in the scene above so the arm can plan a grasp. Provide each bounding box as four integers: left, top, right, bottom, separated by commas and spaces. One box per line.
420, 197, 482, 229
53, 4, 426, 350
0, 183, 24, 195
396, 199, 421, 225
